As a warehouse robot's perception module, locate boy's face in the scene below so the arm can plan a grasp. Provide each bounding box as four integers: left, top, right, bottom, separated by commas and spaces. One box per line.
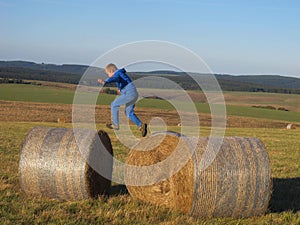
105, 69, 115, 77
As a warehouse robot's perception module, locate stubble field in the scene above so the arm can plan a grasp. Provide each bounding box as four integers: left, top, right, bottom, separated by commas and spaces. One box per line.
0, 83, 299, 224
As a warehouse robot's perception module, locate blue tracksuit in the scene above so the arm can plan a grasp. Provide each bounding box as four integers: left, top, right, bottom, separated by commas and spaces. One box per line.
104, 68, 142, 127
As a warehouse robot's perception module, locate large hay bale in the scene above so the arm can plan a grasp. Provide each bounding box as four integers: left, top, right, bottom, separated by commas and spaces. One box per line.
19, 127, 113, 200
286, 123, 297, 129
125, 132, 272, 218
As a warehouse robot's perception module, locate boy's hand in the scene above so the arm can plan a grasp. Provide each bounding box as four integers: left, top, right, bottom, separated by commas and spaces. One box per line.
97, 79, 105, 85
117, 89, 121, 95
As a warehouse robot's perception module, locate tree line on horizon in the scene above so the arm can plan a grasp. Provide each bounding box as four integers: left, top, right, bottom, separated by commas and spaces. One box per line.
0, 66, 300, 94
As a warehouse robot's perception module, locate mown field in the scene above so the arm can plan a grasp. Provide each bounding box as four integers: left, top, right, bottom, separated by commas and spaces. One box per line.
0, 122, 299, 224
0, 83, 299, 224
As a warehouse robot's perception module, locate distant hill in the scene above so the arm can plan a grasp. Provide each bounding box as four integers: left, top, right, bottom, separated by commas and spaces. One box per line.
0, 60, 89, 75
1, 60, 300, 94
220, 74, 300, 89
0, 67, 81, 84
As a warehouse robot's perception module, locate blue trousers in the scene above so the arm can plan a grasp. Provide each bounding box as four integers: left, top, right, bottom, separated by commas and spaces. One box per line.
111, 83, 142, 128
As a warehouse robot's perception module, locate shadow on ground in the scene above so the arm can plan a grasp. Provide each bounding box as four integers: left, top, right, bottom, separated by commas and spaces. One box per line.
110, 185, 129, 196
109, 178, 300, 212
270, 177, 300, 213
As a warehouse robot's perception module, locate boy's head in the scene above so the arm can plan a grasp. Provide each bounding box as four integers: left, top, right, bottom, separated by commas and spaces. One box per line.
105, 63, 118, 77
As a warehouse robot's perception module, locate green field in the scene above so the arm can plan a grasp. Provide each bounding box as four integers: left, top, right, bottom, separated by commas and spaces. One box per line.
0, 122, 299, 224
1, 84, 300, 123
0, 84, 76, 104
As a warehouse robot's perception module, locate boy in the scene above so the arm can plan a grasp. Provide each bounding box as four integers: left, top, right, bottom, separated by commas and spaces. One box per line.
98, 63, 147, 137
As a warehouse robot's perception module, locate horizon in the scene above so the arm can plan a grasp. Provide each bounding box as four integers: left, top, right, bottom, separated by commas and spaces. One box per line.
1, 59, 300, 79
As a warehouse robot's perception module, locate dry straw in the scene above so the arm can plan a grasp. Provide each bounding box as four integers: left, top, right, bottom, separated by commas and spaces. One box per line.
125, 132, 272, 218
286, 123, 297, 129
19, 127, 113, 200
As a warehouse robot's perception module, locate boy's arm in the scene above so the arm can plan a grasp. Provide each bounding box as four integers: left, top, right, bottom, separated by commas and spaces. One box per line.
97, 79, 105, 85
97, 79, 119, 93
97, 75, 117, 85
104, 75, 118, 83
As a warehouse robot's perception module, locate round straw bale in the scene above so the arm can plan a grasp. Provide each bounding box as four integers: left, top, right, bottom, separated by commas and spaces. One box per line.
125, 132, 272, 218
286, 123, 297, 129
19, 127, 113, 200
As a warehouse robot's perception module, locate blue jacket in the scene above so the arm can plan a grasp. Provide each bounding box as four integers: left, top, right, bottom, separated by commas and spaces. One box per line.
104, 68, 132, 90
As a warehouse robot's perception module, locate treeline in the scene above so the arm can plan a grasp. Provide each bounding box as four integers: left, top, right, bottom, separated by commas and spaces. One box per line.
129, 73, 300, 94
1, 66, 300, 94
0, 67, 81, 84
0, 78, 42, 85
0, 78, 28, 84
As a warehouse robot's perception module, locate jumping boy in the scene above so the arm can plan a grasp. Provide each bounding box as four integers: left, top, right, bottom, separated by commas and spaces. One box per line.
98, 63, 147, 137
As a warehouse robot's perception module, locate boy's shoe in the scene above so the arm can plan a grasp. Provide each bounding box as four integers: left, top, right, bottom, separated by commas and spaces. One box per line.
139, 123, 147, 137
106, 123, 119, 130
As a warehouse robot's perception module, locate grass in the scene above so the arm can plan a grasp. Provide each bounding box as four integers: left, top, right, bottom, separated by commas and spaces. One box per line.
222, 91, 300, 111
0, 121, 299, 224
1, 84, 300, 123
225, 105, 300, 123
0, 84, 75, 104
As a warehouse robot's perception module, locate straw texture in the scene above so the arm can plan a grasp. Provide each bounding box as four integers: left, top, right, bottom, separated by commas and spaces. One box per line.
125, 132, 272, 218
19, 127, 113, 200
287, 124, 297, 129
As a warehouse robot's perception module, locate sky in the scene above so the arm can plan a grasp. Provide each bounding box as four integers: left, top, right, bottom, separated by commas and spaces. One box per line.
0, 0, 300, 77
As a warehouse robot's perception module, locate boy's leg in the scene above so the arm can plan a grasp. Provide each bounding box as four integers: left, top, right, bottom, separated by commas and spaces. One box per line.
111, 94, 128, 126
125, 102, 142, 128
125, 101, 147, 137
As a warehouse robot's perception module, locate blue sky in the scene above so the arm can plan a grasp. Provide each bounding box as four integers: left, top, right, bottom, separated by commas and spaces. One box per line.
0, 0, 300, 76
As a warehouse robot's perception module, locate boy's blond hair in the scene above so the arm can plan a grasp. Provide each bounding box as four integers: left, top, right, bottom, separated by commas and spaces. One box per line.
105, 63, 118, 73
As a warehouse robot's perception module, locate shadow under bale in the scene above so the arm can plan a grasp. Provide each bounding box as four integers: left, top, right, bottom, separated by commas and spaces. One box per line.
110, 185, 129, 196
270, 177, 300, 213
